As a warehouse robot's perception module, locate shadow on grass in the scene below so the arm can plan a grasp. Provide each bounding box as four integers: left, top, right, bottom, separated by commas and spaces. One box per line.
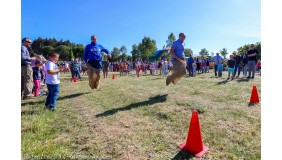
216, 79, 229, 85
248, 102, 260, 107
236, 78, 250, 83
21, 92, 92, 106
171, 150, 193, 160
21, 107, 43, 116
95, 94, 168, 117
152, 77, 163, 80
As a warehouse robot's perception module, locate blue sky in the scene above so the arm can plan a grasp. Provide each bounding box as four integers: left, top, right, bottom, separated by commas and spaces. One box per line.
22, 0, 261, 56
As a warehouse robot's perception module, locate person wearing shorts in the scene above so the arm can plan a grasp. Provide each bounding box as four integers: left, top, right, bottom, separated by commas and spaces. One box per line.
227, 55, 236, 80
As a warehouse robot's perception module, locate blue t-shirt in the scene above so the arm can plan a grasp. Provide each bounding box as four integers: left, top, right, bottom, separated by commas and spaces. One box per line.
217, 64, 223, 71
187, 57, 194, 65
83, 42, 109, 62
213, 55, 223, 65
171, 39, 184, 62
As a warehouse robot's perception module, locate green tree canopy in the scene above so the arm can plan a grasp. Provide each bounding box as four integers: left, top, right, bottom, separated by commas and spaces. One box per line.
199, 48, 209, 56
111, 47, 120, 61
166, 33, 176, 48
120, 45, 127, 55
131, 44, 140, 61
220, 48, 228, 59
184, 48, 193, 57
38, 46, 54, 57
137, 36, 157, 61
54, 45, 71, 60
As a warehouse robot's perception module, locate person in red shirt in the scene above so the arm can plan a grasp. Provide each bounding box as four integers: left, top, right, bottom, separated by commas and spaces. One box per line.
256, 59, 261, 74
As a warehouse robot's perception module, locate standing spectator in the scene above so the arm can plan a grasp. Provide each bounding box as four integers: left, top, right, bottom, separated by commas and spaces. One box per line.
247, 44, 258, 79
119, 63, 124, 76
192, 62, 197, 77
135, 63, 140, 76
69, 58, 75, 81
200, 56, 206, 73
233, 51, 242, 78
196, 57, 201, 74
212, 52, 223, 77
65, 61, 70, 72
40, 57, 47, 86
81, 62, 87, 75
21, 37, 36, 100
162, 60, 168, 77
227, 55, 236, 80
158, 60, 163, 75
205, 58, 210, 73
217, 62, 223, 77
45, 51, 63, 111
73, 58, 82, 80
168, 59, 173, 73
83, 35, 111, 89
102, 58, 110, 78
186, 53, 194, 76
149, 63, 153, 75
241, 50, 249, 78
256, 59, 261, 74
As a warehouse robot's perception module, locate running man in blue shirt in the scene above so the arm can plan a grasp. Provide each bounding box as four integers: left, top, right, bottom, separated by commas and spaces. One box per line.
83, 35, 111, 89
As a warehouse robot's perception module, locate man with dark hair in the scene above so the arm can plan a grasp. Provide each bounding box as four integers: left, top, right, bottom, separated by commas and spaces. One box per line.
83, 35, 111, 89
247, 44, 258, 79
21, 37, 36, 99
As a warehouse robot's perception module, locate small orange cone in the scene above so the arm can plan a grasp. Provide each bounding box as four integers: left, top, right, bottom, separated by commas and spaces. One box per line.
73, 76, 77, 82
137, 73, 140, 77
180, 110, 209, 158
112, 74, 115, 80
250, 85, 259, 104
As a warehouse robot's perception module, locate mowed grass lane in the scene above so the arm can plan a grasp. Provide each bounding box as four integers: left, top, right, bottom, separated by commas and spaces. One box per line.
21, 71, 261, 159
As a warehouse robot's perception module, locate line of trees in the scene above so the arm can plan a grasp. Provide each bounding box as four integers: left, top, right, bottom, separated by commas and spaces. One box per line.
29, 34, 261, 61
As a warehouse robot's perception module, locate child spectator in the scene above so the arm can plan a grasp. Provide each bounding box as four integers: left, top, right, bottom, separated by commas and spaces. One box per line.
41, 57, 47, 85
122, 63, 128, 76
256, 59, 261, 74
45, 51, 63, 111
149, 63, 153, 75
205, 58, 210, 73
162, 60, 168, 77
192, 62, 197, 77
73, 58, 82, 80
200, 58, 206, 73
217, 62, 223, 77
102, 58, 110, 78
227, 55, 236, 80
32, 55, 43, 97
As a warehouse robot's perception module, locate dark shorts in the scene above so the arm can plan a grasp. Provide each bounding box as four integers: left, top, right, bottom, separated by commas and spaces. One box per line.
88, 60, 102, 70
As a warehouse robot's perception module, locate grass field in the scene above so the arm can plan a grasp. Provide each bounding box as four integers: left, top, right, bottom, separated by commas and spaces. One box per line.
21, 70, 261, 160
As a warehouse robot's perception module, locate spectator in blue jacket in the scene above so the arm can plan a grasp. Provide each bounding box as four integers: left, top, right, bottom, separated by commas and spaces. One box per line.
83, 35, 111, 89
186, 53, 194, 76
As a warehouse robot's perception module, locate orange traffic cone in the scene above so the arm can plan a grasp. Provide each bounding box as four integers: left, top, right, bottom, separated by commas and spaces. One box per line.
250, 85, 259, 104
73, 76, 77, 82
137, 73, 140, 77
112, 74, 115, 80
180, 110, 209, 158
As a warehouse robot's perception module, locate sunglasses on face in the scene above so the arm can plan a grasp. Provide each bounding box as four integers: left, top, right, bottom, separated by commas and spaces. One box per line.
25, 41, 32, 43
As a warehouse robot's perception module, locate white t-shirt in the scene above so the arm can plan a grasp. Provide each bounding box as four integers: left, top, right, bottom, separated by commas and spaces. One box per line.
46, 60, 60, 84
